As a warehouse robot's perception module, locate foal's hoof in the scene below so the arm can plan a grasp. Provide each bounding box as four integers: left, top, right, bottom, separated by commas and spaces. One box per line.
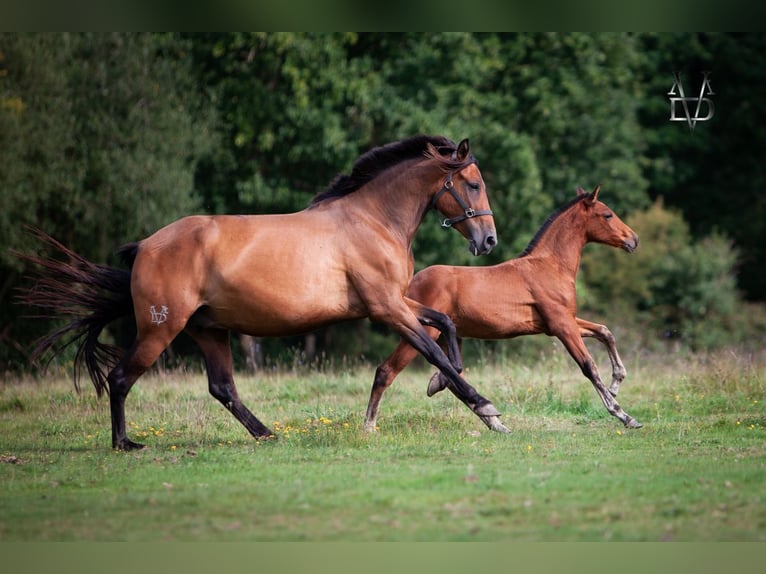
363, 421, 378, 433
625, 418, 643, 429
426, 372, 448, 397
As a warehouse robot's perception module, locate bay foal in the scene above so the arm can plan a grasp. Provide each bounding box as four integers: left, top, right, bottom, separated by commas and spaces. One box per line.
365, 185, 643, 432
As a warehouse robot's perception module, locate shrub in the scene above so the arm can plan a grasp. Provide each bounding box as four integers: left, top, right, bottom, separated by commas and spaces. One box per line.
581, 199, 762, 350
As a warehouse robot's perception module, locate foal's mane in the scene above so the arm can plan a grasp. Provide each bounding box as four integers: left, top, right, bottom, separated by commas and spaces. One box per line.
519, 194, 588, 257
309, 135, 473, 206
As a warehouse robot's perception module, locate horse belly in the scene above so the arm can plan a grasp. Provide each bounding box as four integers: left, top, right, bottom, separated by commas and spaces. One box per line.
455, 301, 544, 340
203, 289, 364, 336
203, 257, 365, 336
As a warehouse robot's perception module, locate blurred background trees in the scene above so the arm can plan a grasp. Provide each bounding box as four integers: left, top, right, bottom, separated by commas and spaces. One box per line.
2, 32, 763, 373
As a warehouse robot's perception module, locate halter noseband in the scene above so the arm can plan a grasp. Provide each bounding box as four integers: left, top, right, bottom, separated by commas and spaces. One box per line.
429, 170, 494, 228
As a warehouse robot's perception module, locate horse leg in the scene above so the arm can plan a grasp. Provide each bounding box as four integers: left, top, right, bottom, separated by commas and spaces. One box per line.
410, 300, 462, 372
426, 335, 462, 397
381, 303, 510, 434
108, 335, 175, 450
364, 338, 422, 432
555, 327, 642, 429
188, 327, 274, 439
576, 317, 627, 397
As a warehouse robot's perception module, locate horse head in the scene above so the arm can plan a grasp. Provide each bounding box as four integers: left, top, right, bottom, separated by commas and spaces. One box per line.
578, 185, 639, 253
429, 138, 497, 256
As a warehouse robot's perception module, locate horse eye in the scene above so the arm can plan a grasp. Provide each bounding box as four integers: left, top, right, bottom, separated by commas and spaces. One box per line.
467, 182, 481, 191
604, 212, 613, 220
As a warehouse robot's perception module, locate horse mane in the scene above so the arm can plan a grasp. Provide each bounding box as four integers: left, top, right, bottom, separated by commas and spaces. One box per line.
519, 194, 588, 257
309, 135, 473, 206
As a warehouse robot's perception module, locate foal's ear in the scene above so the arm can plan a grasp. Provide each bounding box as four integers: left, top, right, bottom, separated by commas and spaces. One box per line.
455, 138, 470, 162
579, 184, 601, 205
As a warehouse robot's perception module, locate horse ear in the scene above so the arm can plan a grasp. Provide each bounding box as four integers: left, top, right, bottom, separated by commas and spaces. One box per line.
576, 186, 587, 197
591, 184, 601, 202
456, 138, 470, 162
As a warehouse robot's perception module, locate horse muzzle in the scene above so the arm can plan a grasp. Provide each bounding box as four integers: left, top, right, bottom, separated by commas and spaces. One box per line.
469, 232, 497, 256
622, 234, 639, 253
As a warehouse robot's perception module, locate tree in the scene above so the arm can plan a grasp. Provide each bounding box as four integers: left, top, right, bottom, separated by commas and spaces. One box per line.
638, 33, 766, 301
0, 33, 214, 371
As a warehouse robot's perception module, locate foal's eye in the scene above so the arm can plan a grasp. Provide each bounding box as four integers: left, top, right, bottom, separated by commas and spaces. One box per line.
604, 212, 613, 220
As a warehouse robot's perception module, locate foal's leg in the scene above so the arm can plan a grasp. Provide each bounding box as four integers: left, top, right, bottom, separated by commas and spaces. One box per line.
555, 325, 642, 429
188, 327, 274, 439
364, 338, 423, 432
576, 317, 626, 397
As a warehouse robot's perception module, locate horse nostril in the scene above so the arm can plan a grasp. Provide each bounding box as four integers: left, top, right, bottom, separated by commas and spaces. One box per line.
484, 234, 497, 253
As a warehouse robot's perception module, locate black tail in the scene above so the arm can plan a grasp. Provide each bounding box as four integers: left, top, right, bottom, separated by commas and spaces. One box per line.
16, 228, 138, 397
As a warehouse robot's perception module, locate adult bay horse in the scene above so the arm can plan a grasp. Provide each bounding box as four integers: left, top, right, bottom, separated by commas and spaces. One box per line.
364, 185, 643, 433
21, 135, 507, 450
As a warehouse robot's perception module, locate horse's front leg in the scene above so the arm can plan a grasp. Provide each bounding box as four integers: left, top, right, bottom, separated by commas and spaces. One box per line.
408, 298, 462, 372
425, 335, 462, 397
381, 302, 510, 434
577, 317, 627, 397
555, 324, 642, 429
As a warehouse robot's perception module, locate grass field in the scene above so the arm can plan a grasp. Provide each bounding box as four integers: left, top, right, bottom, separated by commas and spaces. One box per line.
1, 344, 764, 541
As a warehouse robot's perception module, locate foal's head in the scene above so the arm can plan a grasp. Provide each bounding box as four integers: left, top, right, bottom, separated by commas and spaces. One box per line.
578, 185, 639, 253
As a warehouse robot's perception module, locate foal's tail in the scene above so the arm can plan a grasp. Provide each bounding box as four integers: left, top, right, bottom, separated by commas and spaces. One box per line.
16, 228, 138, 397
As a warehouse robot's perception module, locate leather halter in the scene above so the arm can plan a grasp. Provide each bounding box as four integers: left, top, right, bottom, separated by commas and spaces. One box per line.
429, 169, 494, 228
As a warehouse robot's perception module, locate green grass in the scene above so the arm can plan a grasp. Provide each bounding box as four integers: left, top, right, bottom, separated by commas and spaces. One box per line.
1, 346, 764, 541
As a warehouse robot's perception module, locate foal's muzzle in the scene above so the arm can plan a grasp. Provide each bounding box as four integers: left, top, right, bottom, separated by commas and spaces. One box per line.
622, 233, 639, 253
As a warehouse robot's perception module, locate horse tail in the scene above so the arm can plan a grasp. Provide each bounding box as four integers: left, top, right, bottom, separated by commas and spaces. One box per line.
17, 228, 138, 397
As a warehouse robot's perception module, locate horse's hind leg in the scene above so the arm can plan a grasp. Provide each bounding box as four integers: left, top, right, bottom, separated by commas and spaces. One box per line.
108, 335, 175, 450
577, 318, 626, 397
365, 339, 421, 432
188, 327, 274, 439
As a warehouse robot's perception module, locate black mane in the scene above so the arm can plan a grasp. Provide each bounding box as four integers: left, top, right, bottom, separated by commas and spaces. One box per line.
519, 194, 588, 257
309, 135, 460, 206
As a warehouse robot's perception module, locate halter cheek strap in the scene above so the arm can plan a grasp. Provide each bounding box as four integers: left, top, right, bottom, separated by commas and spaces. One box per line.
430, 172, 494, 228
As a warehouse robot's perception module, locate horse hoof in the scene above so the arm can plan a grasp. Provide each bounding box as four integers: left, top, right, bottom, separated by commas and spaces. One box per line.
426, 373, 448, 397
481, 415, 512, 434
473, 402, 502, 417
625, 418, 643, 429
114, 439, 145, 451
363, 421, 378, 433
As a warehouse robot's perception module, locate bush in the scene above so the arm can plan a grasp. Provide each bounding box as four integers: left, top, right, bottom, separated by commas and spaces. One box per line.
580, 199, 764, 351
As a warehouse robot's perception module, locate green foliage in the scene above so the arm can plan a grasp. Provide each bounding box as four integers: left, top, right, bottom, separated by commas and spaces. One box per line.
638, 33, 766, 299
0, 33, 214, 370
2, 33, 764, 372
